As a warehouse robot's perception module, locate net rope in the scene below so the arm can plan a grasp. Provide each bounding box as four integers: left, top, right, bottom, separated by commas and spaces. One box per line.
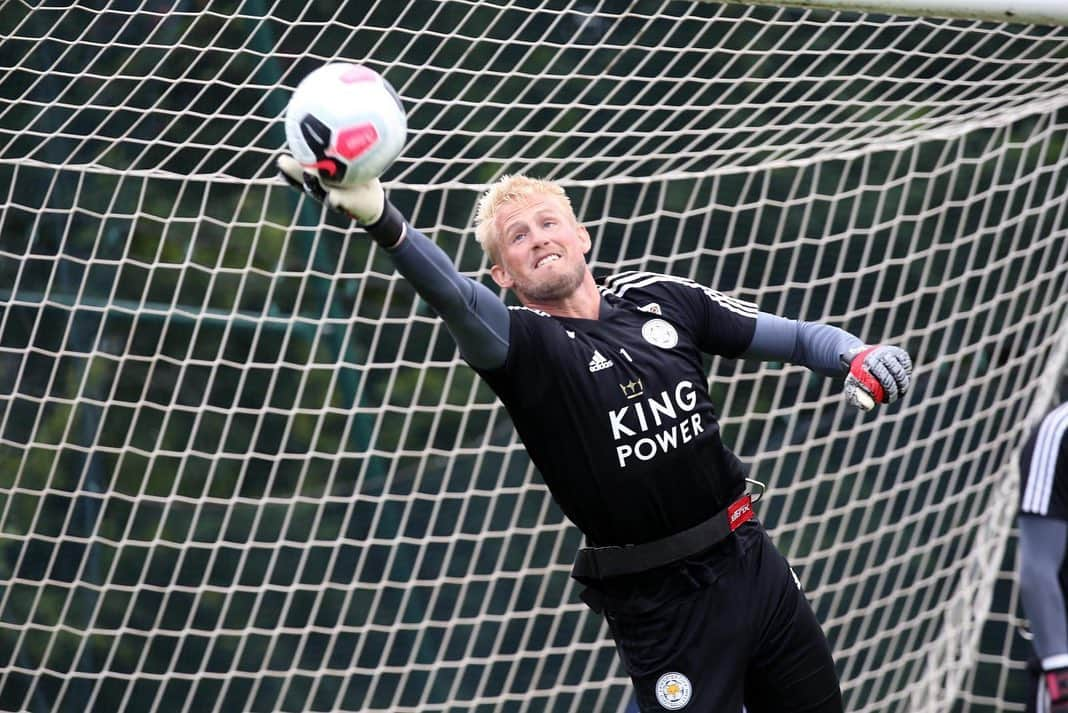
1, 2, 1067, 712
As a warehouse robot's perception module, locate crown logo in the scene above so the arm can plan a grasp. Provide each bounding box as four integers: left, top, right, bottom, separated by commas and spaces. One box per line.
620, 379, 644, 399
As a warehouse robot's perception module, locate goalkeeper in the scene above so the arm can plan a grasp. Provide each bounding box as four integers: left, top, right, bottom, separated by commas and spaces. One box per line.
1018, 391, 1068, 713
278, 160, 913, 713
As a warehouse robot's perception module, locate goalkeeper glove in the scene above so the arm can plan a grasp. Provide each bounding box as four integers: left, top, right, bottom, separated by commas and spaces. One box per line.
841, 344, 913, 411
276, 155, 404, 247
1047, 666, 1068, 712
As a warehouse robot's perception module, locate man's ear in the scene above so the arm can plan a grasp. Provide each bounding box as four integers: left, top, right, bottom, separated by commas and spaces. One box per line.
579, 225, 592, 254
490, 263, 514, 289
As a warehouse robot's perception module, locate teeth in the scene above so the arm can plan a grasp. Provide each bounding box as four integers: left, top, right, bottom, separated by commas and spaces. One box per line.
537, 255, 561, 268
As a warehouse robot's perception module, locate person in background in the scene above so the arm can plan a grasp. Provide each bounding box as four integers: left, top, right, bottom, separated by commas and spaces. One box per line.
1018, 377, 1068, 713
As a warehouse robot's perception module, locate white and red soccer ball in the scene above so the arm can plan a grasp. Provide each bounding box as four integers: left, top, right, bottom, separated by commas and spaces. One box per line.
284, 63, 406, 187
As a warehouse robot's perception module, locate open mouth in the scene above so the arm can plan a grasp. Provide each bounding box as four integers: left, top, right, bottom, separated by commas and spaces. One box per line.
535, 254, 561, 268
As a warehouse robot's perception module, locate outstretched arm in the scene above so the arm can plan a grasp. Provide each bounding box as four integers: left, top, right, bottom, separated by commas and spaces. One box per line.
745, 313, 861, 377
277, 157, 509, 370
386, 218, 510, 370
744, 313, 912, 411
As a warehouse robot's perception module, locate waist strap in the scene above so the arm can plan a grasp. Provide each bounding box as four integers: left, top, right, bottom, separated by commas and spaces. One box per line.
571, 494, 754, 581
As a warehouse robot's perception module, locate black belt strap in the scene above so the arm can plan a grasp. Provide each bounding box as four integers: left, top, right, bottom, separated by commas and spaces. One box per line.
571, 494, 754, 581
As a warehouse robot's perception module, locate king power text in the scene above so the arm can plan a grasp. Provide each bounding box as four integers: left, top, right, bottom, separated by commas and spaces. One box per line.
609, 379, 704, 468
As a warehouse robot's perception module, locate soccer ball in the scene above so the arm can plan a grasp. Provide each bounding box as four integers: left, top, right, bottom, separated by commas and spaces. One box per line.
284, 63, 406, 187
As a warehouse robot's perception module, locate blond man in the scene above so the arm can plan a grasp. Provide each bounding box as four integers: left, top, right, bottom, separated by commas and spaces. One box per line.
279, 160, 912, 712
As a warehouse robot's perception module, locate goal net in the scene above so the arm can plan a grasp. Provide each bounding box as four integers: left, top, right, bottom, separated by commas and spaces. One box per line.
2, 2, 1067, 712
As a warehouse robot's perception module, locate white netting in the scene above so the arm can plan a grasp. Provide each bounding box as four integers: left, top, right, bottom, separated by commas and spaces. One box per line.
1, 2, 1067, 712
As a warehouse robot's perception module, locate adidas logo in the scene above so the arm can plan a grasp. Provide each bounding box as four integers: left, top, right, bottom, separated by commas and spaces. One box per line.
640, 302, 662, 315
588, 350, 614, 372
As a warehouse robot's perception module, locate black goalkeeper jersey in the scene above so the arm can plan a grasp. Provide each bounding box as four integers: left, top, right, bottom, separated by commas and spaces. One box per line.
475, 271, 759, 547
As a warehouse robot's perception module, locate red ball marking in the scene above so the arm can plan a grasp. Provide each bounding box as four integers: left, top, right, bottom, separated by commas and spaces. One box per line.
300, 159, 340, 177
335, 123, 380, 160
340, 66, 378, 84
313, 159, 339, 177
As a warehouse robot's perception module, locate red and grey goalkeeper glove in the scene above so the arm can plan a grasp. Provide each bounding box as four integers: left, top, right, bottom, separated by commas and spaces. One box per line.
841, 344, 913, 411
1047, 667, 1068, 711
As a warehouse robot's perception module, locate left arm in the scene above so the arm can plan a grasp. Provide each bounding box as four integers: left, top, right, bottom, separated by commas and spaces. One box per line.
744, 313, 861, 377
603, 275, 915, 411
743, 312, 913, 410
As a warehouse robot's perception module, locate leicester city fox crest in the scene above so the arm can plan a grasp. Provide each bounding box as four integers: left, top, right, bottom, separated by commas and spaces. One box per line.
655, 671, 693, 709
642, 318, 678, 349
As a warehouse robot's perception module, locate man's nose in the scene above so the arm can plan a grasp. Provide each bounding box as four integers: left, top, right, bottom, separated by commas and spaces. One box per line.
531, 227, 552, 244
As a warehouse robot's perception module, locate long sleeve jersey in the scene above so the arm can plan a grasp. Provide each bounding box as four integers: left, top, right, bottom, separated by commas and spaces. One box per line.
381, 222, 862, 546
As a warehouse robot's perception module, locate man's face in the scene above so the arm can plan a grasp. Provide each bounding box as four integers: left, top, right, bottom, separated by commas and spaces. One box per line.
489, 195, 591, 303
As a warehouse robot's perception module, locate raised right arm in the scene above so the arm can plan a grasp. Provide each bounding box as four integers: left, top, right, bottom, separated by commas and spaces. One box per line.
383, 216, 510, 370
276, 160, 509, 371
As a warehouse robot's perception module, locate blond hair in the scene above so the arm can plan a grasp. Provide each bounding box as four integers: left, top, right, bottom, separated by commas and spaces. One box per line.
474, 175, 577, 263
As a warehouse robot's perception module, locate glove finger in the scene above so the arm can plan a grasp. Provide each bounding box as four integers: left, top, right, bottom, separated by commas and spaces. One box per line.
277, 154, 328, 203
277, 155, 305, 189
881, 356, 910, 398
898, 350, 914, 375
886, 351, 912, 396
302, 172, 327, 202
894, 361, 911, 396
887, 348, 913, 374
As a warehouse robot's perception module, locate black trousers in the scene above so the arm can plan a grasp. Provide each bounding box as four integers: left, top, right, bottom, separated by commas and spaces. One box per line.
591, 521, 842, 713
